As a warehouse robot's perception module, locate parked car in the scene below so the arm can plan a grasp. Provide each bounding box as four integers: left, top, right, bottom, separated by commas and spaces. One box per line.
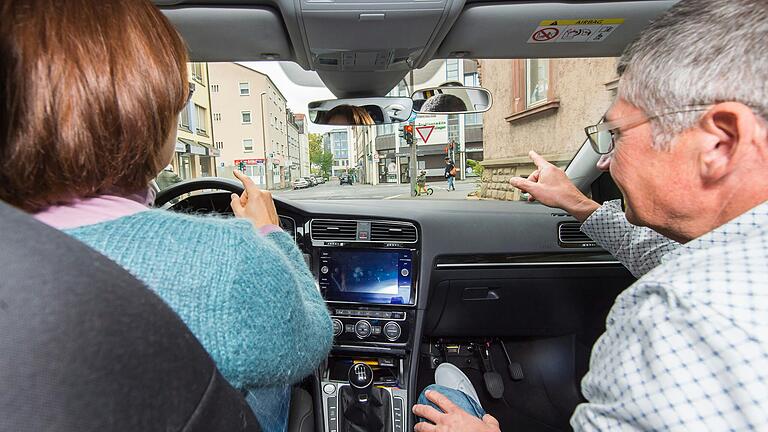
315, 176, 326, 184
339, 174, 353, 186
303, 176, 317, 187
292, 178, 309, 189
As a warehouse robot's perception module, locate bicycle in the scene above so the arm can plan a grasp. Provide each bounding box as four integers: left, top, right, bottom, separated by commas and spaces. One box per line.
414, 184, 434, 196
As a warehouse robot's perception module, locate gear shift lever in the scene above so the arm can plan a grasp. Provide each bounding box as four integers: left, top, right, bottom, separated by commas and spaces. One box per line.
339, 363, 393, 432
348, 363, 374, 404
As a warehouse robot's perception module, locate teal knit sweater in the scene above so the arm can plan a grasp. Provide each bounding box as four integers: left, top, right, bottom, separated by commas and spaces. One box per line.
65, 210, 333, 389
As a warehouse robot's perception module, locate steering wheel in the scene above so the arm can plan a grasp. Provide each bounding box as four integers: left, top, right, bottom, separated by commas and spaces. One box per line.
154, 177, 244, 208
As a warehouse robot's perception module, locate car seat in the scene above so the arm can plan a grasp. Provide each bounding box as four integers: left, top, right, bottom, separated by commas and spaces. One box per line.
0, 201, 261, 432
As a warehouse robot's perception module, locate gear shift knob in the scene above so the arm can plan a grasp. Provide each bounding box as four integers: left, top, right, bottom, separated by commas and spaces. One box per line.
348, 363, 374, 403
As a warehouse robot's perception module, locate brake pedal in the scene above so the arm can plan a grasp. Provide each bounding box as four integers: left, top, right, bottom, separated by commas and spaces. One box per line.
480, 342, 504, 399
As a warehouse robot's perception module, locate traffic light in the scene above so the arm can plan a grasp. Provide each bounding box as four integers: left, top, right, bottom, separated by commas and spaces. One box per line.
402, 124, 414, 144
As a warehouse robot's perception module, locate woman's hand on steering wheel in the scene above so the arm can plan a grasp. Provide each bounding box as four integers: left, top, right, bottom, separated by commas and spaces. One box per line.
231, 170, 280, 229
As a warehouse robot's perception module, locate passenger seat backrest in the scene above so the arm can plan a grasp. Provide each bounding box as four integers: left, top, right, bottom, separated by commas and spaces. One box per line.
0, 201, 260, 432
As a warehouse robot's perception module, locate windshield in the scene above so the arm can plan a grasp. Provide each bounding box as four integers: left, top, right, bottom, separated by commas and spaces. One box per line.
163, 58, 618, 201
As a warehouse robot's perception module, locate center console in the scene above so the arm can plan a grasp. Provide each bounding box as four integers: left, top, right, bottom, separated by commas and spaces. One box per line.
309, 219, 419, 432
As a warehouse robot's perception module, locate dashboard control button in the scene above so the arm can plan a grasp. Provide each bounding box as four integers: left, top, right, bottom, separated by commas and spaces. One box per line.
323, 383, 336, 395
383, 322, 401, 341
332, 319, 343, 336
400, 268, 409, 277
354, 320, 372, 338
345, 324, 355, 333
321, 265, 329, 274
372, 326, 382, 335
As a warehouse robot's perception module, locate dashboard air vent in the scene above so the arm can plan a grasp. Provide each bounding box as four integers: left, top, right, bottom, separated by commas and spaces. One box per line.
370, 221, 418, 243
558, 222, 596, 247
311, 219, 358, 241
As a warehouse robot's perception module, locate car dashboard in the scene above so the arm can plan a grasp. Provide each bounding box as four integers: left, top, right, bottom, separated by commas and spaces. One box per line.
169, 191, 634, 432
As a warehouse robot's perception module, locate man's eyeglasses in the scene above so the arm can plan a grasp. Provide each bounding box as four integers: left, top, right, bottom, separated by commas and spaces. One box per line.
584, 105, 711, 154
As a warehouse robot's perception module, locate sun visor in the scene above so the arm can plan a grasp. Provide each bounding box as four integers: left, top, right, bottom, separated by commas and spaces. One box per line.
436, 1, 678, 59
162, 7, 292, 62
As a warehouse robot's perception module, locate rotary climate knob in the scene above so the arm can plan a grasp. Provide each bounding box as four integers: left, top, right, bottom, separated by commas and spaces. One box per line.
332, 319, 343, 336
354, 320, 372, 338
383, 321, 401, 341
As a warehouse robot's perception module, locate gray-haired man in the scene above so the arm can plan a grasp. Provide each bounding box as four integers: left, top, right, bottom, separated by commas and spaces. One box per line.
414, 0, 768, 430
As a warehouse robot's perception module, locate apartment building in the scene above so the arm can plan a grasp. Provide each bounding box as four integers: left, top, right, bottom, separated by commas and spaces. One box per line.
207, 62, 291, 189
173, 62, 218, 179
323, 129, 355, 178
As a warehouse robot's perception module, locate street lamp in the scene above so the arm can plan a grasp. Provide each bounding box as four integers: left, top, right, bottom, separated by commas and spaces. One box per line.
259, 91, 269, 189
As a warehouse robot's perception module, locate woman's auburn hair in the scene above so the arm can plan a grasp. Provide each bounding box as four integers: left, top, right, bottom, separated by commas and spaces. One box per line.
0, 0, 189, 212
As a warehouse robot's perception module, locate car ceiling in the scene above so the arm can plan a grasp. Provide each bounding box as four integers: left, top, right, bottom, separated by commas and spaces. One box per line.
155, 0, 677, 98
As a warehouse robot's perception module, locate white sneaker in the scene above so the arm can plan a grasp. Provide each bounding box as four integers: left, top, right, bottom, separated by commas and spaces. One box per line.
434, 363, 481, 407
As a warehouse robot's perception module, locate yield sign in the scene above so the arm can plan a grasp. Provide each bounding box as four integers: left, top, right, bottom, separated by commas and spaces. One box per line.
416, 126, 435, 143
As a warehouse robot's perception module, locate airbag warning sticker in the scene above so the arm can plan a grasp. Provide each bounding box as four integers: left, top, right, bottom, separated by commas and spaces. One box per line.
527, 19, 624, 43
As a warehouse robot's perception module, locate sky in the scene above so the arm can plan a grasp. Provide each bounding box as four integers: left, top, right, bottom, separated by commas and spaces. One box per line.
239, 61, 339, 134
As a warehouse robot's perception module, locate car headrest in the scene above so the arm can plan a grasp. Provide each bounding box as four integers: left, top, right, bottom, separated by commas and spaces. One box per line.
0, 201, 260, 432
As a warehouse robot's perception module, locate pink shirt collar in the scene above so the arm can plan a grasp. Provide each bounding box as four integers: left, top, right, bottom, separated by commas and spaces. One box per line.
33, 189, 155, 230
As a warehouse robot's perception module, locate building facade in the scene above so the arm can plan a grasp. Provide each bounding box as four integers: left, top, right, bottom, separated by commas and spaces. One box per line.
286, 109, 302, 182
207, 62, 292, 189
352, 126, 377, 185
477, 58, 618, 200
323, 129, 355, 178
173, 62, 218, 179
294, 114, 311, 177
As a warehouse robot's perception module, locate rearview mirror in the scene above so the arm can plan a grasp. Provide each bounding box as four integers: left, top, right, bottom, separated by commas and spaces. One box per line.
411, 86, 492, 115
309, 97, 414, 126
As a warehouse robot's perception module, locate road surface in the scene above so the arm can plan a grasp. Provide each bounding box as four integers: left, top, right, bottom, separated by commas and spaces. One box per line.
272, 179, 478, 200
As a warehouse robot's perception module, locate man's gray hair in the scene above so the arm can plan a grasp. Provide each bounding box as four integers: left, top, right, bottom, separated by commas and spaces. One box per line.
617, 0, 767, 149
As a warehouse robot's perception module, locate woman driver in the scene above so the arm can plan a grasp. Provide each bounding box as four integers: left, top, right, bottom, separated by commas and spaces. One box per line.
0, 1, 332, 430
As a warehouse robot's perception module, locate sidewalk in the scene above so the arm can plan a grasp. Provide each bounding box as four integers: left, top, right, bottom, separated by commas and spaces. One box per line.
398, 179, 478, 200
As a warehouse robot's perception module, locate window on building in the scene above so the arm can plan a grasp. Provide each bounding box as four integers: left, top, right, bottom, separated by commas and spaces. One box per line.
213, 113, 222, 121
463, 72, 483, 124
526, 59, 549, 107
241, 111, 252, 124
446, 59, 460, 82
194, 104, 208, 135
191, 63, 204, 82
178, 103, 191, 130
464, 72, 479, 87
211, 84, 219, 92
215, 141, 224, 149
279, 121, 283, 132
243, 139, 253, 152
239, 82, 250, 96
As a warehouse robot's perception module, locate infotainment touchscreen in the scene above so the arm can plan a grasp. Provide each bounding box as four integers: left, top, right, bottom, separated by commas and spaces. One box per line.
318, 249, 414, 305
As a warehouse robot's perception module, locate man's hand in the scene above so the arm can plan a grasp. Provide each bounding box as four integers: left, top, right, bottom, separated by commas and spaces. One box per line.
509, 151, 600, 222
412, 390, 501, 432
231, 170, 280, 229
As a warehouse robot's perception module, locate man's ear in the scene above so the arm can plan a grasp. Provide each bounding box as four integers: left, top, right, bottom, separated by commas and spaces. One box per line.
698, 102, 756, 183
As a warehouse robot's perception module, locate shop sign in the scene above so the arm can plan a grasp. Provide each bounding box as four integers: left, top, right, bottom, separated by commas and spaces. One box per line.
234, 158, 265, 166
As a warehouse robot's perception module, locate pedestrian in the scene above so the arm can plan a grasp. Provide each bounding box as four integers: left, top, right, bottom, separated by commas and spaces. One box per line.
444, 157, 456, 191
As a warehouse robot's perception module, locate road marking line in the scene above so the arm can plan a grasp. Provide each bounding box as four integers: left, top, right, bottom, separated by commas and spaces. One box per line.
383, 194, 402, 200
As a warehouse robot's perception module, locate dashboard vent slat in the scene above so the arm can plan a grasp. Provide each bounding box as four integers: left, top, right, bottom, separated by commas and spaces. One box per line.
558, 222, 596, 248
370, 221, 418, 243
311, 220, 358, 241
